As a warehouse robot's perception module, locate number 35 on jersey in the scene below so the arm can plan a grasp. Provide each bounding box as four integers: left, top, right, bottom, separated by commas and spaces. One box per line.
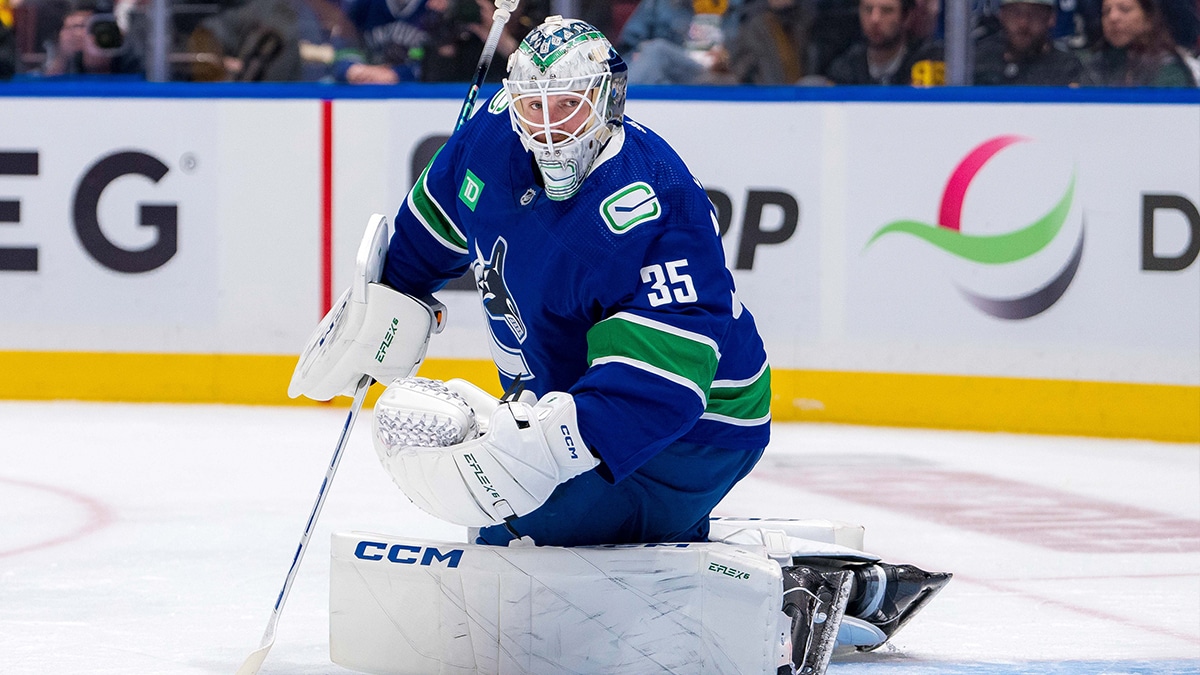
641, 259, 698, 307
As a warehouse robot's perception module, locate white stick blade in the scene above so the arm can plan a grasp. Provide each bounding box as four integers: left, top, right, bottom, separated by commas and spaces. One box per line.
235, 645, 271, 675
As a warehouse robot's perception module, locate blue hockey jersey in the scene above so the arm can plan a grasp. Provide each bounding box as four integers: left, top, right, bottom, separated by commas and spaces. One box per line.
383, 91, 771, 484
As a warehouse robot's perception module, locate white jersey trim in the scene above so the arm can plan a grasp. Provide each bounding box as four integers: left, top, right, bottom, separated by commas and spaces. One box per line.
588, 126, 626, 176
407, 182, 468, 255
591, 355, 707, 406
606, 311, 721, 360
711, 361, 769, 389
699, 411, 772, 426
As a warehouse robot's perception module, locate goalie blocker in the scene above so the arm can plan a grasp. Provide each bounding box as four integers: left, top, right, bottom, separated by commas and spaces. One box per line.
288, 214, 447, 402
328, 518, 951, 675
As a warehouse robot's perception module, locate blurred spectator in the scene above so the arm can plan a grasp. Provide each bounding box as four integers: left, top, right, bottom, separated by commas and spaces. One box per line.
188, 0, 303, 80
110, 0, 147, 62
42, 0, 143, 76
974, 0, 1086, 84
296, 0, 366, 79
331, 0, 453, 83
808, 0, 861, 76
824, 0, 943, 84
418, 0, 482, 81
808, 0, 935, 77
495, 0, 548, 38
418, 0, 546, 82
615, 0, 749, 85
462, 0, 546, 66
9, 0, 68, 73
577, 0, 616, 36
726, 0, 817, 84
1081, 0, 1198, 85
908, 0, 940, 40
973, 0, 1081, 44
189, 0, 366, 82
1075, 0, 1197, 51
2, 12, 15, 78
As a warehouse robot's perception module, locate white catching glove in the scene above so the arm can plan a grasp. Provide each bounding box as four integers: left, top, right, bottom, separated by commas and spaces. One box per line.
287, 214, 446, 401
443, 378, 534, 434
373, 378, 598, 527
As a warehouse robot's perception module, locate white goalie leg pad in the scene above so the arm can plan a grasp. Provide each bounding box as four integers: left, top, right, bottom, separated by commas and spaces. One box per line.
288, 214, 447, 401
709, 517, 887, 656
329, 532, 786, 675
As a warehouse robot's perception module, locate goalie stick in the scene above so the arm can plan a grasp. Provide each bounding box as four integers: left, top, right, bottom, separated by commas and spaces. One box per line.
234, 4, 521, 674
455, 0, 520, 132
235, 374, 369, 675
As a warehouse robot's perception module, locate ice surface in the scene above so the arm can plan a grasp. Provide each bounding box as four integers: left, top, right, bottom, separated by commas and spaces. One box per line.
1, 401, 1196, 674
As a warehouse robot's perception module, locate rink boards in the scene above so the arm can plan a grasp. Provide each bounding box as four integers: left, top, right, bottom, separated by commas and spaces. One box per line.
0, 84, 1196, 441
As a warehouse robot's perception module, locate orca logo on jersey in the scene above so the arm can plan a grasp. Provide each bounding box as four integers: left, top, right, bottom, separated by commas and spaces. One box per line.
475, 237, 527, 342
473, 237, 535, 381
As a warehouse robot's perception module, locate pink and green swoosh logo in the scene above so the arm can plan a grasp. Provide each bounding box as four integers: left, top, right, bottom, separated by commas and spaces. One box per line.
866, 135, 1084, 319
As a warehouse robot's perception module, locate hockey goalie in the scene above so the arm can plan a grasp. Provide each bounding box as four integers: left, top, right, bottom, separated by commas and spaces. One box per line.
287, 15, 950, 675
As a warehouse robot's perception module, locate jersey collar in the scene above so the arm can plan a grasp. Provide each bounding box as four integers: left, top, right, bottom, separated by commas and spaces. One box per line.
589, 125, 626, 176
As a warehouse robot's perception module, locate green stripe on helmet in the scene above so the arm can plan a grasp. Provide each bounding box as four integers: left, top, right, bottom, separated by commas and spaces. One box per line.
520, 30, 606, 72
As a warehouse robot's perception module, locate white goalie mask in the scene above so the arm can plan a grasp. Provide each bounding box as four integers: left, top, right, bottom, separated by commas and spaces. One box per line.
504, 16, 628, 201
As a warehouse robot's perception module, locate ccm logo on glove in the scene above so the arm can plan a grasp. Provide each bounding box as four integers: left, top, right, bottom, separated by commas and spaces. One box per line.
560, 425, 579, 460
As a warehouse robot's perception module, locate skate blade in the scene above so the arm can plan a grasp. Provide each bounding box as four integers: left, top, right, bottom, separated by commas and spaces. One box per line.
857, 571, 952, 652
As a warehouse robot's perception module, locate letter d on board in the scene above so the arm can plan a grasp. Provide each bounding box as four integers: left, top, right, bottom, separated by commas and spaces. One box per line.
1142, 194, 1200, 272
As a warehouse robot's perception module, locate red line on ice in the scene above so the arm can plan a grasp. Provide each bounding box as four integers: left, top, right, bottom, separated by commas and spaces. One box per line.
0, 476, 115, 558
761, 463, 1200, 553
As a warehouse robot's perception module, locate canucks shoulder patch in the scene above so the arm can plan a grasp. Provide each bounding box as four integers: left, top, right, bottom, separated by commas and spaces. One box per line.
487, 88, 510, 114
600, 182, 661, 234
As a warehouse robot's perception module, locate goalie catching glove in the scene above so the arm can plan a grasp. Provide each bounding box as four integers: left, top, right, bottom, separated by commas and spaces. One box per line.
372, 377, 598, 527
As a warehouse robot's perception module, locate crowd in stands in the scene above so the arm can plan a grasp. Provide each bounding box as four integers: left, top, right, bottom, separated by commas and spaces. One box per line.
1, 0, 1197, 85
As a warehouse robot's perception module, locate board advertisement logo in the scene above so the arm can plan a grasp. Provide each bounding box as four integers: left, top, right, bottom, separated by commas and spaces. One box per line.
865, 135, 1084, 320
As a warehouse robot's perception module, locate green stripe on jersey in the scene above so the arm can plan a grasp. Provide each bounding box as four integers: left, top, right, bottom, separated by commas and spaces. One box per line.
704, 365, 772, 423
409, 147, 467, 252
586, 313, 719, 400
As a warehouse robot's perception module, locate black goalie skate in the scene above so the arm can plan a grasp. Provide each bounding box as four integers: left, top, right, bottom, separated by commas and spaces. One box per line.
848, 563, 952, 649
778, 565, 853, 675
